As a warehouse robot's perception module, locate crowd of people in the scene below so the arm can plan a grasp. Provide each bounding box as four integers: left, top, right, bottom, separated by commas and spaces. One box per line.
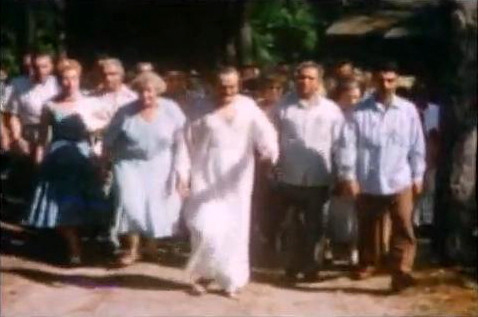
0, 51, 441, 298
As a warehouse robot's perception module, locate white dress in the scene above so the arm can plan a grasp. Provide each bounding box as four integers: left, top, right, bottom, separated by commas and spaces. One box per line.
180, 95, 278, 292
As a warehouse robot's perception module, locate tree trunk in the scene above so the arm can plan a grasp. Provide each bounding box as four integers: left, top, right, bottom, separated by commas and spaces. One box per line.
434, 0, 477, 264
237, 0, 253, 66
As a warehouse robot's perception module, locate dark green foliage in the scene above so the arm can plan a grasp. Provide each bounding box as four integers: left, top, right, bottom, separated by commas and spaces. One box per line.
250, 0, 320, 65
1, 0, 60, 76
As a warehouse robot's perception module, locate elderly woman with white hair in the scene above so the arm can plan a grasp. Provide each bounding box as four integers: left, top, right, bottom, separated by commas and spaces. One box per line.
93, 58, 137, 124
103, 71, 186, 266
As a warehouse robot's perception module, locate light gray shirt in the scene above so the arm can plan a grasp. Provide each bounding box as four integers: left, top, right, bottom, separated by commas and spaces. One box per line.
274, 92, 344, 187
6, 75, 59, 125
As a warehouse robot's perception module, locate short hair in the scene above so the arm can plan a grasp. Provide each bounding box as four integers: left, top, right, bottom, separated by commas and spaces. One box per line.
260, 72, 287, 90
214, 66, 240, 83
57, 59, 82, 76
164, 69, 187, 79
373, 60, 399, 74
335, 78, 363, 97
295, 61, 324, 79
31, 49, 54, 62
335, 58, 353, 68
101, 58, 125, 77
136, 62, 154, 73
130, 71, 166, 95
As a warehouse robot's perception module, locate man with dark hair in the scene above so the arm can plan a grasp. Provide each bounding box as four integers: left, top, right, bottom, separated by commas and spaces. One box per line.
333, 59, 354, 79
337, 60, 426, 292
274, 60, 344, 282
163, 66, 205, 122
324, 59, 355, 98
3, 51, 59, 204
181, 66, 278, 297
7, 51, 59, 157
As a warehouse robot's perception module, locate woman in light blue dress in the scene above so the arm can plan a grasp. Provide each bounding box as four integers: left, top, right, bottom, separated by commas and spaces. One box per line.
104, 71, 186, 266
25, 59, 108, 266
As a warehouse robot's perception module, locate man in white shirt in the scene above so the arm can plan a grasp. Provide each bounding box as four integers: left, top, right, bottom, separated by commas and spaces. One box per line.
92, 58, 137, 125
7, 52, 59, 156
4, 52, 59, 202
7, 53, 59, 154
90, 58, 137, 253
273, 61, 344, 282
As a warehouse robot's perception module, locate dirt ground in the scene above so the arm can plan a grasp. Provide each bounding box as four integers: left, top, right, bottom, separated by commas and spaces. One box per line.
1, 224, 477, 317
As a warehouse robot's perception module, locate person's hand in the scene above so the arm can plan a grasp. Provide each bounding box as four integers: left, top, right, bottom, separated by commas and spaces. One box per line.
176, 175, 190, 199
412, 181, 423, 199
0, 133, 11, 152
270, 165, 282, 181
11, 138, 29, 155
339, 180, 360, 198
34, 148, 44, 166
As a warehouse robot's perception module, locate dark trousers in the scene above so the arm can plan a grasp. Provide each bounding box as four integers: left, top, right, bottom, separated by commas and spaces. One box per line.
251, 161, 281, 246
277, 184, 329, 275
357, 187, 416, 274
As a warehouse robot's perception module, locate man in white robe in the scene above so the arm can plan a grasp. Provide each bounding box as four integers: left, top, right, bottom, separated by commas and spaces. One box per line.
177, 67, 279, 297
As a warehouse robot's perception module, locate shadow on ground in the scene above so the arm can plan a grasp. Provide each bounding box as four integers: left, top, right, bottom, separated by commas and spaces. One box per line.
1, 267, 188, 291
0, 221, 189, 269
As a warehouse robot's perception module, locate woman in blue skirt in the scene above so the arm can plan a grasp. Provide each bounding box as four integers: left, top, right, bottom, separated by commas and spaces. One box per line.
25, 59, 108, 266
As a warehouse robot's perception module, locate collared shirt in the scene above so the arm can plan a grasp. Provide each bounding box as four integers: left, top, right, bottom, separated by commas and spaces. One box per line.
6, 75, 59, 125
337, 94, 426, 195
91, 84, 138, 127
273, 92, 344, 187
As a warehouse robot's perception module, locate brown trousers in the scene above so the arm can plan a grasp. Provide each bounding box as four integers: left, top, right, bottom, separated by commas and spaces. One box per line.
357, 187, 416, 274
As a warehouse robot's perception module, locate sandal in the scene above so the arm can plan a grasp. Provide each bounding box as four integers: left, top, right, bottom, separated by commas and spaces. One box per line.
189, 283, 207, 296
116, 251, 139, 267
224, 289, 239, 299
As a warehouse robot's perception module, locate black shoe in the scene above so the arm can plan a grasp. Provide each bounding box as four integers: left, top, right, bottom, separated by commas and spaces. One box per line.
391, 273, 416, 293
303, 271, 320, 283
284, 269, 299, 283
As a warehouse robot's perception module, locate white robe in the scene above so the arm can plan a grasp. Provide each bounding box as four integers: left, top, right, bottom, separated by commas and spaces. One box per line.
179, 95, 278, 292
